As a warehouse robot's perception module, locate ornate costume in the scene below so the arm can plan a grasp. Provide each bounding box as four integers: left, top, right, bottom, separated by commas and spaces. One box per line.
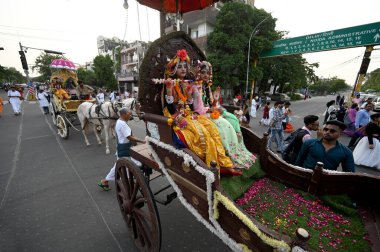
195, 61, 256, 169
162, 50, 233, 169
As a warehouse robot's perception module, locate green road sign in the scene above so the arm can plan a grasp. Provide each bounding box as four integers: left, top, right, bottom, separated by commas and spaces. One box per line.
260, 22, 380, 58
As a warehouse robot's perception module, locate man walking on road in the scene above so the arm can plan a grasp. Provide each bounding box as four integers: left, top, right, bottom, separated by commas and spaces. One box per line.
267, 101, 285, 152
295, 120, 355, 172
98, 107, 146, 191
37, 89, 50, 114
7, 85, 22, 115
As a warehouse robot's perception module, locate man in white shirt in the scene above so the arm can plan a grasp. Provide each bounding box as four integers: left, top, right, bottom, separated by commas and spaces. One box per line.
7, 86, 22, 115
37, 89, 50, 114
98, 108, 146, 191
96, 89, 105, 104
109, 91, 116, 102
124, 90, 130, 99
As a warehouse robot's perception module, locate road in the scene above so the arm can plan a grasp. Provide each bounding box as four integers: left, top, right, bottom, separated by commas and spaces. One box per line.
0, 92, 378, 252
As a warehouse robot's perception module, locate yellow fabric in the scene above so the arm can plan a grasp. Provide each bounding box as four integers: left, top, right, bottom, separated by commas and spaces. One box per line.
54, 89, 70, 100
179, 116, 220, 168
196, 115, 233, 168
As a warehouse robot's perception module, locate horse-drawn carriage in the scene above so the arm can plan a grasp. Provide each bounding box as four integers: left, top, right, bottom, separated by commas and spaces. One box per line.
49, 59, 96, 139
113, 32, 380, 252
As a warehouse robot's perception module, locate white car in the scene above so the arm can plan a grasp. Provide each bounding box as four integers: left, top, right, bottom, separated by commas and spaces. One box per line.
373, 97, 380, 112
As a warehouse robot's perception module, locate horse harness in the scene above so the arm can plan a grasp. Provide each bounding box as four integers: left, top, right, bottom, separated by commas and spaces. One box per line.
84, 103, 119, 129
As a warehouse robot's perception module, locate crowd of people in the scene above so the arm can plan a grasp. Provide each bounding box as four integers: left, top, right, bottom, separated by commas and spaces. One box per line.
223, 91, 379, 171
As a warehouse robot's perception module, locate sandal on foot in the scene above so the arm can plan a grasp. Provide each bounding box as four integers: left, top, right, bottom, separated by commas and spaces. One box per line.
98, 181, 111, 191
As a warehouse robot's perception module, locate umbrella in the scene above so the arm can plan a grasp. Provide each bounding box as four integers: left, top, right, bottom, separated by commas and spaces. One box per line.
50, 59, 76, 70
137, 0, 218, 13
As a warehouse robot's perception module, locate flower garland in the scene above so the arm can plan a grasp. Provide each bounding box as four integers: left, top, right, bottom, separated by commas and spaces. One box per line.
146, 136, 245, 252
213, 191, 291, 252
146, 136, 293, 252
174, 82, 188, 102
210, 110, 220, 120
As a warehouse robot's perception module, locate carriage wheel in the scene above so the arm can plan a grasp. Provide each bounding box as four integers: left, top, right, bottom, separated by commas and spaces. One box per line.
115, 158, 161, 252
56, 115, 69, 139
50, 104, 57, 125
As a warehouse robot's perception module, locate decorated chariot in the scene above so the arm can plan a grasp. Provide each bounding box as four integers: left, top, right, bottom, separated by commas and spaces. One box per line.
113, 32, 380, 252
49, 59, 96, 139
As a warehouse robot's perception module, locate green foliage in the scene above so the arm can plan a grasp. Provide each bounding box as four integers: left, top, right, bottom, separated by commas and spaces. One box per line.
207, 2, 278, 89
77, 68, 99, 87
0, 65, 26, 83
310, 77, 350, 94
221, 161, 266, 200
362, 68, 380, 91
238, 179, 370, 252
207, 2, 318, 94
32, 53, 65, 80
258, 55, 318, 94
289, 93, 302, 101
92, 55, 117, 89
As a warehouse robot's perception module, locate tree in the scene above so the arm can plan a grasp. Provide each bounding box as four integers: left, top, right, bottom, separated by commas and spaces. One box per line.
258, 55, 319, 94
207, 2, 279, 90
362, 68, 380, 91
77, 68, 98, 87
32, 53, 65, 80
92, 55, 117, 89
0, 65, 26, 83
309, 77, 350, 94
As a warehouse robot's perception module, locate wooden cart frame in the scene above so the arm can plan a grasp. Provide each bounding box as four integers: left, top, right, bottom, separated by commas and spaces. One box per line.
114, 32, 380, 252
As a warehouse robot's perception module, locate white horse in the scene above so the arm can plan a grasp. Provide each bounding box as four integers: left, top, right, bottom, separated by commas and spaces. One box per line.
77, 98, 141, 154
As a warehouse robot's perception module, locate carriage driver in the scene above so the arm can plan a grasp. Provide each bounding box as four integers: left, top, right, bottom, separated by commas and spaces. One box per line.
98, 107, 145, 191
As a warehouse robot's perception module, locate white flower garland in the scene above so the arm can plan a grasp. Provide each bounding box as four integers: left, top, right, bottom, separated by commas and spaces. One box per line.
146, 136, 244, 252
146, 136, 295, 252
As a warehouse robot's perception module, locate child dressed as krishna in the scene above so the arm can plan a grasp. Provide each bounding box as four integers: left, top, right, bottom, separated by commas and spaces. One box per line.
155, 49, 242, 175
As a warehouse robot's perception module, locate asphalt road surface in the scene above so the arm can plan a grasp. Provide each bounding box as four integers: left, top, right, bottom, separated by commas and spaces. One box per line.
0, 91, 378, 252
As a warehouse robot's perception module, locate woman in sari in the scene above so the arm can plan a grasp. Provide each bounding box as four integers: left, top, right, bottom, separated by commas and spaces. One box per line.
192, 61, 256, 169
161, 50, 238, 174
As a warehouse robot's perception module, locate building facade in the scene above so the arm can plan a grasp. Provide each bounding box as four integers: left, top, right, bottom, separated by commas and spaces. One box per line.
118, 41, 150, 94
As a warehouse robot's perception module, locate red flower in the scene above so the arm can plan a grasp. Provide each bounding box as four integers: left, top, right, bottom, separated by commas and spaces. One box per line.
177, 49, 188, 61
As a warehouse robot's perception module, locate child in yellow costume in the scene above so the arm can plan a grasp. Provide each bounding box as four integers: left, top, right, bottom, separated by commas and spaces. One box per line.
162, 50, 236, 173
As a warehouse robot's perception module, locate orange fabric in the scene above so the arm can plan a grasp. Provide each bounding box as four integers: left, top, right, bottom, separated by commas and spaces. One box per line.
284, 123, 295, 133
0, 97, 3, 113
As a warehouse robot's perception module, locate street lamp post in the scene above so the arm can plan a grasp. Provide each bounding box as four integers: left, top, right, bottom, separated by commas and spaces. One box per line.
245, 17, 270, 96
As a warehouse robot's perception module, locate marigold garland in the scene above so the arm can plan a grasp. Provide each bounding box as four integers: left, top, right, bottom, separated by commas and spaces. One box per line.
213, 191, 291, 252
210, 110, 220, 120
174, 84, 187, 102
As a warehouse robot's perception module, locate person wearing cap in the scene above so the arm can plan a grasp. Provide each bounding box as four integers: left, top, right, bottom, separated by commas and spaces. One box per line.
353, 113, 380, 169
295, 120, 355, 172
98, 107, 146, 191
7, 85, 22, 115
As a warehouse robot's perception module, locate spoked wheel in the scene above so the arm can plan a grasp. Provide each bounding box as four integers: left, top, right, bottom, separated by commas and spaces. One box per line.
50, 104, 57, 125
115, 158, 161, 252
56, 115, 69, 139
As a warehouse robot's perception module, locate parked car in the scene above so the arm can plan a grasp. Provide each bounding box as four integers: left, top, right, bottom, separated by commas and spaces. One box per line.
269, 93, 291, 101
294, 93, 305, 99
373, 97, 380, 112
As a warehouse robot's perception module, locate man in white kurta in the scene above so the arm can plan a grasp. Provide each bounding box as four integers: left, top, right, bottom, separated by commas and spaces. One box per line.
7, 87, 22, 115
97, 108, 145, 191
250, 98, 257, 118
96, 90, 105, 104
37, 90, 50, 114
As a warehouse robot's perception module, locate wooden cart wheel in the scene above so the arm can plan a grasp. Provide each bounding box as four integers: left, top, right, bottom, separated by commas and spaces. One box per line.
50, 103, 57, 125
115, 158, 161, 252
56, 115, 69, 139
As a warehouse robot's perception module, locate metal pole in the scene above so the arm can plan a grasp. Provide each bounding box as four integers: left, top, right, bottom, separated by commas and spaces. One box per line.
245, 17, 269, 95
19, 42, 30, 84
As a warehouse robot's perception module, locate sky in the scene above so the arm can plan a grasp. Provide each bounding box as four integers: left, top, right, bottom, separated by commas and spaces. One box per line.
0, 0, 379, 85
